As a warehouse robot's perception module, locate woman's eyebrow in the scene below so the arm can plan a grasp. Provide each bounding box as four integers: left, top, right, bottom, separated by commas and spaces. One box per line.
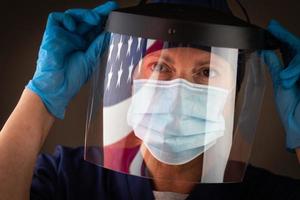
194, 58, 211, 66
159, 54, 175, 65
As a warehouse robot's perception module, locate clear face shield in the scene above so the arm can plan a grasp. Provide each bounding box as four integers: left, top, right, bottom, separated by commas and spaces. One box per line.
84, 32, 266, 183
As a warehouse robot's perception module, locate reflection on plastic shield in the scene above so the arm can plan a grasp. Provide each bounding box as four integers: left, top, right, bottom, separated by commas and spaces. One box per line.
84, 33, 265, 184
200, 47, 238, 183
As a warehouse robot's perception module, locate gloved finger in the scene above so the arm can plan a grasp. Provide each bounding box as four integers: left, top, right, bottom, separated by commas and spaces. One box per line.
93, 1, 119, 16
65, 9, 101, 26
261, 50, 283, 85
58, 28, 87, 49
76, 23, 93, 35
279, 55, 300, 79
268, 20, 300, 51
281, 75, 299, 89
47, 12, 76, 32
40, 27, 87, 61
85, 26, 103, 43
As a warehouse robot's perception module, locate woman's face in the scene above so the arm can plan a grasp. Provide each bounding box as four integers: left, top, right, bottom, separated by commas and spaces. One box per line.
133, 47, 235, 89
128, 47, 237, 175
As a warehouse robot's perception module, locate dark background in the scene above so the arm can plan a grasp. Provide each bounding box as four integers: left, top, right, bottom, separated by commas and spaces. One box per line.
1, 0, 300, 178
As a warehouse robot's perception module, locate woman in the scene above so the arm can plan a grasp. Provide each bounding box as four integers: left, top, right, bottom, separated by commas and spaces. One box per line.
0, 0, 300, 199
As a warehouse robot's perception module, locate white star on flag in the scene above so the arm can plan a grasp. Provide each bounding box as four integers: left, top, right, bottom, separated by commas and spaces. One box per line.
117, 35, 123, 60
116, 62, 123, 87
106, 65, 113, 90
127, 36, 133, 56
127, 58, 134, 82
108, 42, 114, 62
137, 37, 142, 51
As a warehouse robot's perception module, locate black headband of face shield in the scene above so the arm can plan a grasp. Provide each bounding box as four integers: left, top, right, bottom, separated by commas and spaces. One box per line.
139, 0, 251, 23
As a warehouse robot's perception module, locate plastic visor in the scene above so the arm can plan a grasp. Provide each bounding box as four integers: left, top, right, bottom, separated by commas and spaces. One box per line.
84, 33, 266, 184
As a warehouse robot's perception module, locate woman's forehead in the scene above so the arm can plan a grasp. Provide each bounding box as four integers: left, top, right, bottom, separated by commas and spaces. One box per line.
151, 47, 210, 56
145, 47, 230, 66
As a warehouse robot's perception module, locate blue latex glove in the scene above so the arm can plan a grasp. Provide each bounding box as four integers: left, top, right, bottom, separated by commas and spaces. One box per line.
26, 1, 118, 119
261, 20, 300, 150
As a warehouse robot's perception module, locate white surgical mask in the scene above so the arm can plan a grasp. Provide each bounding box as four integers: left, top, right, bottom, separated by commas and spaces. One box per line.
127, 79, 229, 165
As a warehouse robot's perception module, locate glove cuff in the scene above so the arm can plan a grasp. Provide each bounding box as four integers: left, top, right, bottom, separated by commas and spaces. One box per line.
26, 80, 65, 120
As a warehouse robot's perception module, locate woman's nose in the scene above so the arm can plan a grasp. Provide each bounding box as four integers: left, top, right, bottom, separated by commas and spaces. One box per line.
172, 68, 195, 83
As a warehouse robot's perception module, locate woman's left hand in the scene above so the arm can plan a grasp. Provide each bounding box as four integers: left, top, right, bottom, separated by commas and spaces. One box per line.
261, 20, 300, 151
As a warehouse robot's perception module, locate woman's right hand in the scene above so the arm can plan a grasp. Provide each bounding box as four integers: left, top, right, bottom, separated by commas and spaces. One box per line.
26, 1, 118, 119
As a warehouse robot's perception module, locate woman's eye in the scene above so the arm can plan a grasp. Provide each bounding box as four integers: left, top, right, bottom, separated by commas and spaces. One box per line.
196, 67, 218, 78
150, 63, 171, 73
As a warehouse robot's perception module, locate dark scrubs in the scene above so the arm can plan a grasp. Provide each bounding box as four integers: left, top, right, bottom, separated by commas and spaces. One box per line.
30, 146, 300, 200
